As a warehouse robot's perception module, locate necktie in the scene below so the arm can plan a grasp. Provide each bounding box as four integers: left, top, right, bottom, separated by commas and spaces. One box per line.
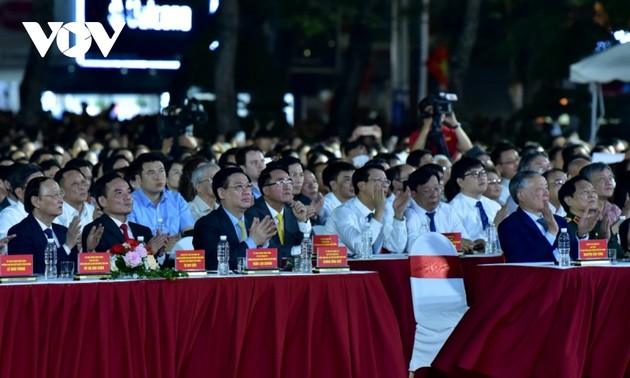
275, 213, 284, 245
536, 217, 548, 233
120, 224, 131, 241
476, 201, 489, 230
237, 219, 247, 241
426, 211, 437, 232
44, 228, 53, 239
367, 213, 374, 222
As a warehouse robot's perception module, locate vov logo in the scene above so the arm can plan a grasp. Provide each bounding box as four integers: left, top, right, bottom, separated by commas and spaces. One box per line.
23, 22, 126, 58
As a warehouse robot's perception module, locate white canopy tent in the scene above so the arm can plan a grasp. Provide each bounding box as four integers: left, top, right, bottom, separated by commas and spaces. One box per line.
569, 42, 630, 144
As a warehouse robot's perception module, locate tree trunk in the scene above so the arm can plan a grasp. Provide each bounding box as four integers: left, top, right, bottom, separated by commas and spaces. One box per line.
214, 0, 240, 134
18, 0, 53, 135
329, 0, 378, 139
448, 0, 482, 98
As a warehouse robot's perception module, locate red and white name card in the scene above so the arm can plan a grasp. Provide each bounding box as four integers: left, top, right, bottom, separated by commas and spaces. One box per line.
78, 253, 110, 274
246, 248, 278, 270
316, 246, 348, 268
578, 239, 607, 260
313, 235, 339, 254
0, 255, 33, 276
442, 233, 462, 251
175, 250, 206, 271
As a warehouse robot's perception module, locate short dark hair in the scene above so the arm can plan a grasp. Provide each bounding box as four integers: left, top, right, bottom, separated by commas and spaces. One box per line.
39, 159, 61, 173
322, 161, 355, 190
558, 175, 590, 213
579, 162, 612, 182
258, 162, 289, 190
406, 167, 440, 192
517, 151, 549, 172
211, 167, 248, 202
352, 164, 385, 194
491, 142, 518, 166
53, 166, 84, 186
406, 149, 432, 167
129, 152, 165, 179
235, 146, 263, 167
563, 154, 590, 174
509, 170, 540, 205
277, 156, 302, 172
218, 147, 239, 169
92, 172, 132, 211
444, 157, 483, 201
65, 158, 93, 172
103, 154, 130, 174
8, 162, 42, 195
24, 176, 52, 213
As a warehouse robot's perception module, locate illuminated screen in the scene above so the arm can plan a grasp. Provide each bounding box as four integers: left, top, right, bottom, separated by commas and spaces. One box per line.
76, 0, 195, 69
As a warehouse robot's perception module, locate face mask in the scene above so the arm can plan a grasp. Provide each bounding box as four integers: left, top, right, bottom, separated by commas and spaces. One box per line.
352, 154, 370, 168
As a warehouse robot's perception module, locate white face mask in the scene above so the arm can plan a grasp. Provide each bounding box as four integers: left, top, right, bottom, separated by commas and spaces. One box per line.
352, 154, 370, 168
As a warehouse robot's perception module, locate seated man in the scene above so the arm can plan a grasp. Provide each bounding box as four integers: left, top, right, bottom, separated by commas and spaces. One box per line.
321, 161, 356, 224
498, 171, 578, 263
326, 164, 408, 254
53, 166, 94, 231
193, 167, 276, 270
404, 167, 472, 252
7, 177, 85, 274
559, 175, 621, 256
82, 173, 168, 261
245, 163, 311, 264
0, 162, 44, 232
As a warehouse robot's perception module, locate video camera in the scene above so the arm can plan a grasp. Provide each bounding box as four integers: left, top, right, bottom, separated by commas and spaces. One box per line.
158, 98, 208, 139
418, 92, 458, 118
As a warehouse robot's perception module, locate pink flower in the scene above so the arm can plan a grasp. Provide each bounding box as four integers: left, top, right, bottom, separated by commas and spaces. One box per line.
134, 245, 148, 258
124, 251, 143, 268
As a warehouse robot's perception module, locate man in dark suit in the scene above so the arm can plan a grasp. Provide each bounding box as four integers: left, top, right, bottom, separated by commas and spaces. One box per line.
193, 167, 276, 270
498, 170, 579, 263
82, 173, 168, 262
246, 163, 311, 262
7, 177, 85, 274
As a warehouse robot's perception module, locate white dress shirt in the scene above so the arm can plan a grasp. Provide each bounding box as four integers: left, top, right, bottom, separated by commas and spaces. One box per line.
326, 197, 407, 254
0, 201, 28, 232
498, 178, 510, 205
321, 192, 344, 225
405, 200, 470, 251
54, 201, 95, 231
449, 193, 501, 241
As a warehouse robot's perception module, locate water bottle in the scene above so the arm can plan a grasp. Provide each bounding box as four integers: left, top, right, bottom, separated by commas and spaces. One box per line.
44, 238, 58, 279
485, 224, 499, 254
359, 222, 373, 259
217, 235, 230, 275
156, 218, 167, 255
558, 228, 571, 267
299, 233, 312, 273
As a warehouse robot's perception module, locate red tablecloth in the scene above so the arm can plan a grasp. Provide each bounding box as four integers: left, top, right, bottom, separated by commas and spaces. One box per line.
349, 258, 415, 363
432, 264, 630, 377
0, 273, 406, 378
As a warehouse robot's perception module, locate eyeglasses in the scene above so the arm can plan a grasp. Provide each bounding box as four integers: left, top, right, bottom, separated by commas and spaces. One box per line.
464, 170, 487, 178
367, 178, 391, 186
39, 191, 65, 200
227, 183, 254, 193
264, 179, 293, 187
552, 179, 565, 186
488, 179, 502, 185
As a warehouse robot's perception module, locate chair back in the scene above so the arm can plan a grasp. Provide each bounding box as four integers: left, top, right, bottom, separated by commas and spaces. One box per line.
408, 232, 468, 371
168, 236, 194, 257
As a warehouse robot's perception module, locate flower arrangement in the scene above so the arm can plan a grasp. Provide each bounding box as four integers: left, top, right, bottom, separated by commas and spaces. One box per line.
108, 240, 187, 279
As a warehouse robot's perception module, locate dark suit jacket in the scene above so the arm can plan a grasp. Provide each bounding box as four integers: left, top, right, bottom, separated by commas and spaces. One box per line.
498, 207, 578, 263
193, 206, 255, 270
245, 197, 306, 259
8, 213, 79, 274
82, 214, 153, 253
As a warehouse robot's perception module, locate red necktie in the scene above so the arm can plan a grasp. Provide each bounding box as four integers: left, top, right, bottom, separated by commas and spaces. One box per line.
120, 224, 131, 241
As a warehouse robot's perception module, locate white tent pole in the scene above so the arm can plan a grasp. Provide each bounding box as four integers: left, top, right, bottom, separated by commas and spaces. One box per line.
589, 82, 597, 145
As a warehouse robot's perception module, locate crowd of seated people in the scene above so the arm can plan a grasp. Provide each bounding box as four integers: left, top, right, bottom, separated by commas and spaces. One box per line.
0, 98, 630, 269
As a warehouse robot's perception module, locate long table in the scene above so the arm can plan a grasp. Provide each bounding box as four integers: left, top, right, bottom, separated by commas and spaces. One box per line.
0, 272, 406, 378
432, 263, 630, 377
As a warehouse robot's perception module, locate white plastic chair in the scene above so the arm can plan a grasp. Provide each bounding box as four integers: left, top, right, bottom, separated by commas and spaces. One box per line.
408, 232, 468, 372
168, 236, 194, 258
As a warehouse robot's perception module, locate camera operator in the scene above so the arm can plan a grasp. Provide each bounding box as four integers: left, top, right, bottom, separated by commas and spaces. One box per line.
409, 94, 472, 160
159, 99, 206, 157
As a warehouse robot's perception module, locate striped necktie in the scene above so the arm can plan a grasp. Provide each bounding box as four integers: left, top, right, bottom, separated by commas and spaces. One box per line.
275, 213, 284, 245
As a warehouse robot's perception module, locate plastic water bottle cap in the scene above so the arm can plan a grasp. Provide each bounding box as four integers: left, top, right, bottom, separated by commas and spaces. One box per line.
47, 238, 55, 243
303, 233, 310, 238
137, 236, 144, 242
560, 228, 567, 232
220, 235, 227, 241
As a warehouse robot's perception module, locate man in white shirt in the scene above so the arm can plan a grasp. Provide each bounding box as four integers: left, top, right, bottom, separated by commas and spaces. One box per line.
321, 161, 356, 224
0, 163, 44, 232
445, 157, 501, 249
188, 163, 221, 221
491, 143, 520, 205
236, 146, 266, 199
53, 167, 95, 231
326, 164, 409, 254
404, 167, 473, 252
